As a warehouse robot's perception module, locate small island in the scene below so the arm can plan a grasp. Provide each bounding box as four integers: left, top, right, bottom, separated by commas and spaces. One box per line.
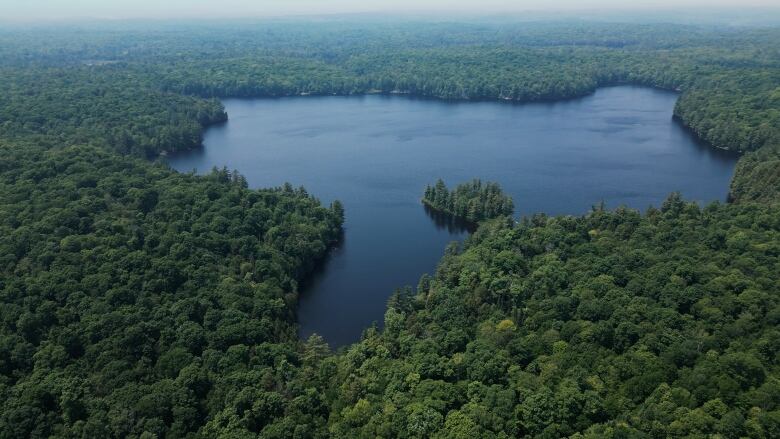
423, 178, 514, 223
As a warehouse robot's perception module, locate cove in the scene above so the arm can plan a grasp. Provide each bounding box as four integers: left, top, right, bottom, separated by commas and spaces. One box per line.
167, 86, 738, 347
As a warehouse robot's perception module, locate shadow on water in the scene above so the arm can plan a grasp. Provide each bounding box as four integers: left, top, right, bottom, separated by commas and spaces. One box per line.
672, 117, 742, 161
423, 204, 477, 234
165, 144, 206, 168
168, 87, 740, 347
297, 228, 346, 294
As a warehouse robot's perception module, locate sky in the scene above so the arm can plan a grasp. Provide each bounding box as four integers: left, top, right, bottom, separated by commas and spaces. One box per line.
0, 0, 778, 21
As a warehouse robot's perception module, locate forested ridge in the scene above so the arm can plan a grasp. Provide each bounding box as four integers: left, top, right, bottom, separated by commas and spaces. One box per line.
0, 19, 778, 438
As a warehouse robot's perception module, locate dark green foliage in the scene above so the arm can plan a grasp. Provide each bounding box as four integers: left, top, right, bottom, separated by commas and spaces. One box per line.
0, 142, 342, 437
423, 179, 514, 223
0, 66, 227, 158
730, 144, 780, 204
673, 69, 780, 153
324, 198, 780, 438
0, 19, 778, 438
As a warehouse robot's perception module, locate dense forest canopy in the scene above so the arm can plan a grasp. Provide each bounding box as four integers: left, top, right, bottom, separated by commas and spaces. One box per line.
0, 18, 778, 438
327, 197, 780, 438
0, 141, 344, 437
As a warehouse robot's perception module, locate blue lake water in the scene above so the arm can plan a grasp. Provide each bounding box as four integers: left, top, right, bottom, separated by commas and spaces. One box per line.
168, 86, 738, 347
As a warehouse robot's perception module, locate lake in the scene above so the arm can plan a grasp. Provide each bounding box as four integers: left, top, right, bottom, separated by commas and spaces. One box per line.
167, 86, 738, 347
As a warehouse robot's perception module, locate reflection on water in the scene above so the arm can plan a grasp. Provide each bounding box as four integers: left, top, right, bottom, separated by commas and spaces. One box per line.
422, 204, 477, 234
673, 117, 741, 161
297, 228, 345, 296
168, 86, 739, 347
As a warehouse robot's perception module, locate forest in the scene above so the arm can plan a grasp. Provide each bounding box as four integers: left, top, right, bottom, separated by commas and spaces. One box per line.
0, 19, 778, 438
326, 196, 780, 438
423, 179, 514, 223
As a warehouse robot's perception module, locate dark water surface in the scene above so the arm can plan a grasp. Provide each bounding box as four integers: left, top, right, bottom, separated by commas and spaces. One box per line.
168, 86, 738, 347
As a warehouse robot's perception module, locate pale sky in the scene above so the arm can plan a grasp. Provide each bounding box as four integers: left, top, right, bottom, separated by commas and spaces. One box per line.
0, 0, 777, 21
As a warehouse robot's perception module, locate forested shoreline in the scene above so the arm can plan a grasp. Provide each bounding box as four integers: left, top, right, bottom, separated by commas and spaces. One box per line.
327, 197, 780, 438
2, 24, 777, 199
0, 20, 778, 438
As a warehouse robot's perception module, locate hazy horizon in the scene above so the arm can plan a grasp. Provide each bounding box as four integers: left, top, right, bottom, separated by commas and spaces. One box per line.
2, 0, 779, 22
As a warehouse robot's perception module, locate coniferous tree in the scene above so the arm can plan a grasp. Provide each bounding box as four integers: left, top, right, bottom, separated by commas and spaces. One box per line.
422, 179, 514, 222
